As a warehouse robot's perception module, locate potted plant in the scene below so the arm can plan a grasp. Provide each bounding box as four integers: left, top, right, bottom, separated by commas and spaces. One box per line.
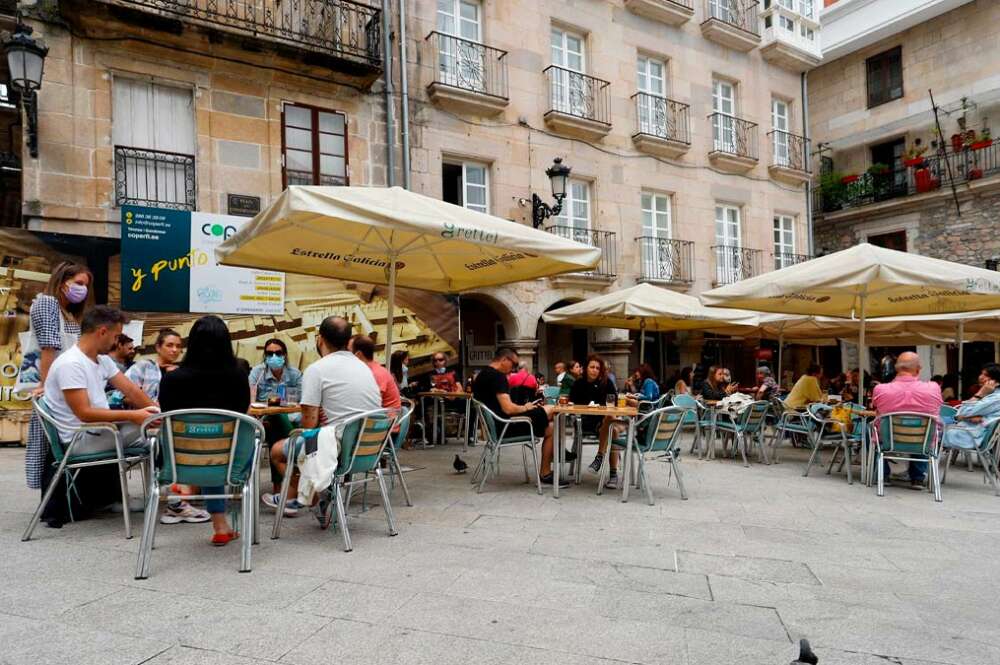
951, 133, 965, 152
914, 166, 939, 193
820, 171, 847, 211
971, 128, 993, 151
903, 139, 928, 167
840, 173, 859, 184
867, 163, 890, 176
969, 167, 984, 180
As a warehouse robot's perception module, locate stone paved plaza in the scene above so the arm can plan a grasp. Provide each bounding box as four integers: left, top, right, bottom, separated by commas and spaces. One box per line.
2, 441, 999, 665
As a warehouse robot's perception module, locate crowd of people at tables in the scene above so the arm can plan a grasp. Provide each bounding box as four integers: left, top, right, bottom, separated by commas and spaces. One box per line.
21, 262, 1000, 546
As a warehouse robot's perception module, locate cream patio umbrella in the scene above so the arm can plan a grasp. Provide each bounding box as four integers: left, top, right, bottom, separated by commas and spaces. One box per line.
216, 186, 601, 355
701, 243, 1000, 398
541, 282, 760, 363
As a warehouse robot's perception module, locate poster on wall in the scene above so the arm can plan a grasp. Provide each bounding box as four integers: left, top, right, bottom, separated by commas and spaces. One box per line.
120, 206, 285, 314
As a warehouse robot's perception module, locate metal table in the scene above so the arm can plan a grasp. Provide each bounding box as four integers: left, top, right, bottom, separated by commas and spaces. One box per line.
551, 403, 638, 499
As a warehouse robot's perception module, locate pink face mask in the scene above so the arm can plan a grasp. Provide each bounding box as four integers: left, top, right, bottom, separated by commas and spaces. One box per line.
64, 283, 88, 304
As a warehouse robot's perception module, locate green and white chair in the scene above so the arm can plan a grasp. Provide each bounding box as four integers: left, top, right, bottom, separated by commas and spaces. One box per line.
768, 397, 814, 463
874, 412, 943, 501
135, 409, 265, 578
471, 400, 543, 495
600, 405, 692, 504
272, 409, 398, 552
671, 393, 712, 457
712, 400, 771, 467
23, 396, 151, 542
941, 416, 1000, 495
802, 403, 864, 485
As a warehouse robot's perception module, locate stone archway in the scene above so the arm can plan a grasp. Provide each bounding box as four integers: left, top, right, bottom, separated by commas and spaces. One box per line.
459, 290, 522, 371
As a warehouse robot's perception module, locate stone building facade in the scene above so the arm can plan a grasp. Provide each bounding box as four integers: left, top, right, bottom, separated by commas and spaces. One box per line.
9, 0, 820, 382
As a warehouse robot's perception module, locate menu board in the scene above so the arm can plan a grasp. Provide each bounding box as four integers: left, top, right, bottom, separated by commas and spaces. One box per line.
121, 206, 284, 314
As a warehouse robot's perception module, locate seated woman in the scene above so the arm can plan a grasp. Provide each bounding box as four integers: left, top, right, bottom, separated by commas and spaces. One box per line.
674, 366, 693, 396
122, 328, 182, 403
700, 365, 737, 401
943, 363, 1000, 451
560, 360, 582, 396
247, 338, 302, 493
573, 355, 622, 488
631, 363, 660, 402
158, 315, 251, 546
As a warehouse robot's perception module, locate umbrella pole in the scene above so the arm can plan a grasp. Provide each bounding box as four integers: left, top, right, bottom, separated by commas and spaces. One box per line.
858, 297, 867, 406
957, 321, 964, 398
639, 319, 646, 365
385, 255, 397, 362
777, 333, 784, 388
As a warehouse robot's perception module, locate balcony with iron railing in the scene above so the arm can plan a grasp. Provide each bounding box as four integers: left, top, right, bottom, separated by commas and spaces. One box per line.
708, 112, 758, 173
701, 0, 760, 52
814, 141, 1000, 216
543, 66, 612, 141
425, 32, 508, 115
767, 129, 811, 185
546, 225, 617, 281
114, 146, 197, 211
637, 237, 694, 286
624, 0, 694, 26
78, 0, 382, 83
631, 93, 691, 159
773, 251, 812, 271
711, 245, 763, 285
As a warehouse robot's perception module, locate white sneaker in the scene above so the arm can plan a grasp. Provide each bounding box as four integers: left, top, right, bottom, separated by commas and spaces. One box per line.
261, 492, 301, 517
160, 501, 211, 524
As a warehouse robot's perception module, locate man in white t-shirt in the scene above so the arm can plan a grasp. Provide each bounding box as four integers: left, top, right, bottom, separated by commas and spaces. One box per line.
43, 306, 158, 455
263, 316, 381, 513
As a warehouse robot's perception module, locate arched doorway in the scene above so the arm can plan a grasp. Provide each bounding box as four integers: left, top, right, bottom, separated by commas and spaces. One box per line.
536, 298, 588, 382
459, 293, 518, 373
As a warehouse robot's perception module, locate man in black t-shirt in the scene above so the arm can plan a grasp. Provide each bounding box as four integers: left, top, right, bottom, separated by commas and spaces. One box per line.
473, 347, 565, 487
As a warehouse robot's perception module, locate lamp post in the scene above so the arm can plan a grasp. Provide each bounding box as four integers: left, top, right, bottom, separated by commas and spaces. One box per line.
3, 22, 48, 158
531, 157, 571, 228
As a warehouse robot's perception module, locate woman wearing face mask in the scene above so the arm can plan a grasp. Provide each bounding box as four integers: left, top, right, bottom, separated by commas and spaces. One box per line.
247, 338, 303, 493
21, 262, 93, 525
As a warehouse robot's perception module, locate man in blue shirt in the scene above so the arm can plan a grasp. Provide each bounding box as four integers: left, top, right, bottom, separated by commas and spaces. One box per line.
943, 363, 1000, 452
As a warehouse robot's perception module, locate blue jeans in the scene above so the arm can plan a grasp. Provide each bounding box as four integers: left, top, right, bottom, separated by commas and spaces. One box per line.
203, 486, 225, 514
883, 460, 926, 482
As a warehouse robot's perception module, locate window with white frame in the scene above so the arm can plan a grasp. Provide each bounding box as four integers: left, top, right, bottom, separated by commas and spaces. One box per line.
112, 76, 196, 210
636, 55, 668, 137
641, 191, 675, 281
556, 179, 591, 240
714, 203, 741, 283
442, 160, 489, 214
771, 98, 790, 166
773, 215, 796, 269
712, 78, 736, 153
550, 26, 587, 116
641, 191, 671, 239
436, 0, 484, 90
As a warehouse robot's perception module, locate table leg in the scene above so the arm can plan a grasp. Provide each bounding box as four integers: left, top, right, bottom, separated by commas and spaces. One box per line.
432, 398, 439, 446
709, 411, 718, 460
463, 397, 471, 452
553, 413, 563, 499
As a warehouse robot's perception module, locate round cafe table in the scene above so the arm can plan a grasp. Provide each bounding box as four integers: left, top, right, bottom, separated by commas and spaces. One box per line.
551, 403, 639, 498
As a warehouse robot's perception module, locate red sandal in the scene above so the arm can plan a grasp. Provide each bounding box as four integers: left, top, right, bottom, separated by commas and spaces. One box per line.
211, 531, 239, 546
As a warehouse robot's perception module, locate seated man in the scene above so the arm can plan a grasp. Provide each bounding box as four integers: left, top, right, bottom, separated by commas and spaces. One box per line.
753, 366, 779, 401
263, 316, 381, 515
349, 334, 401, 418
473, 347, 563, 487
427, 352, 460, 393
785, 364, 824, 410
943, 363, 1000, 451
872, 352, 943, 489
44, 306, 159, 457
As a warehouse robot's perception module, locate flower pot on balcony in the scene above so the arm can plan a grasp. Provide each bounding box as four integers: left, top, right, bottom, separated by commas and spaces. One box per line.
903, 157, 926, 168
951, 134, 965, 152
841, 174, 859, 184
914, 168, 939, 193
969, 168, 983, 180
970, 139, 993, 151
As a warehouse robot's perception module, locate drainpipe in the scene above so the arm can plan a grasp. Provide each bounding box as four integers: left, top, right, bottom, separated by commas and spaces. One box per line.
381, 0, 395, 186
398, 0, 411, 189
801, 71, 813, 255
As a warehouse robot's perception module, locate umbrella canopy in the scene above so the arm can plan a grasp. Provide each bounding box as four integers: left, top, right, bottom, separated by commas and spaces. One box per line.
217, 186, 602, 354
700, 243, 1000, 318
541, 283, 759, 361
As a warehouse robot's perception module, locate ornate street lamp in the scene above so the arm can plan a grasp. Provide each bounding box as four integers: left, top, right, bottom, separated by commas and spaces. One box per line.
531, 157, 571, 228
3, 22, 48, 158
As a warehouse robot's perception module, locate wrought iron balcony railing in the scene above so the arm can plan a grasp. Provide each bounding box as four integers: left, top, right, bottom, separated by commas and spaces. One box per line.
544, 66, 611, 125
705, 0, 760, 36
709, 112, 758, 160
114, 146, 196, 211
632, 92, 691, 144
711, 244, 763, 284
815, 140, 1000, 214
427, 32, 508, 100
773, 251, 812, 270
637, 237, 694, 284
546, 225, 617, 278
768, 129, 810, 172
96, 0, 382, 65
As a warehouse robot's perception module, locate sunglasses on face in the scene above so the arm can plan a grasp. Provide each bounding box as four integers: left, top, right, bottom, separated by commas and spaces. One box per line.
265, 350, 286, 357
434, 357, 446, 363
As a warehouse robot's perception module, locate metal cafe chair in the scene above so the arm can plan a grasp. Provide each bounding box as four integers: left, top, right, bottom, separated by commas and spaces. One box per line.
602, 405, 692, 504
802, 402, 863, 485
873, 411, 943, 502
712, 400, 771, 467
23, 396, 151, 542
942, 417, 1000, 495
135, 409, 264, 578
470, 400, 543, 495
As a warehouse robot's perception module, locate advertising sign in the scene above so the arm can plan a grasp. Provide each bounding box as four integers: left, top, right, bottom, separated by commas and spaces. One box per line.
121, 206, 284, 314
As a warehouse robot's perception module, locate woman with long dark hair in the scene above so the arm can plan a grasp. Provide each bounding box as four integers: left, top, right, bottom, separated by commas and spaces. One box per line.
122, 328, 182, 403
571, 355, 622, 488
158, 315, 251, 545
22, 262, 93, 525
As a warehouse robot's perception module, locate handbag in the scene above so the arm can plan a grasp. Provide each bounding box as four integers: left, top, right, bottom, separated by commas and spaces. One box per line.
14, 300, 77, 392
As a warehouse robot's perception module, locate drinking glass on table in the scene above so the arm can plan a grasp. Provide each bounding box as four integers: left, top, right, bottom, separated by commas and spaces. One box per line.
605, 393, 616, 408
617, 393, 627, 408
